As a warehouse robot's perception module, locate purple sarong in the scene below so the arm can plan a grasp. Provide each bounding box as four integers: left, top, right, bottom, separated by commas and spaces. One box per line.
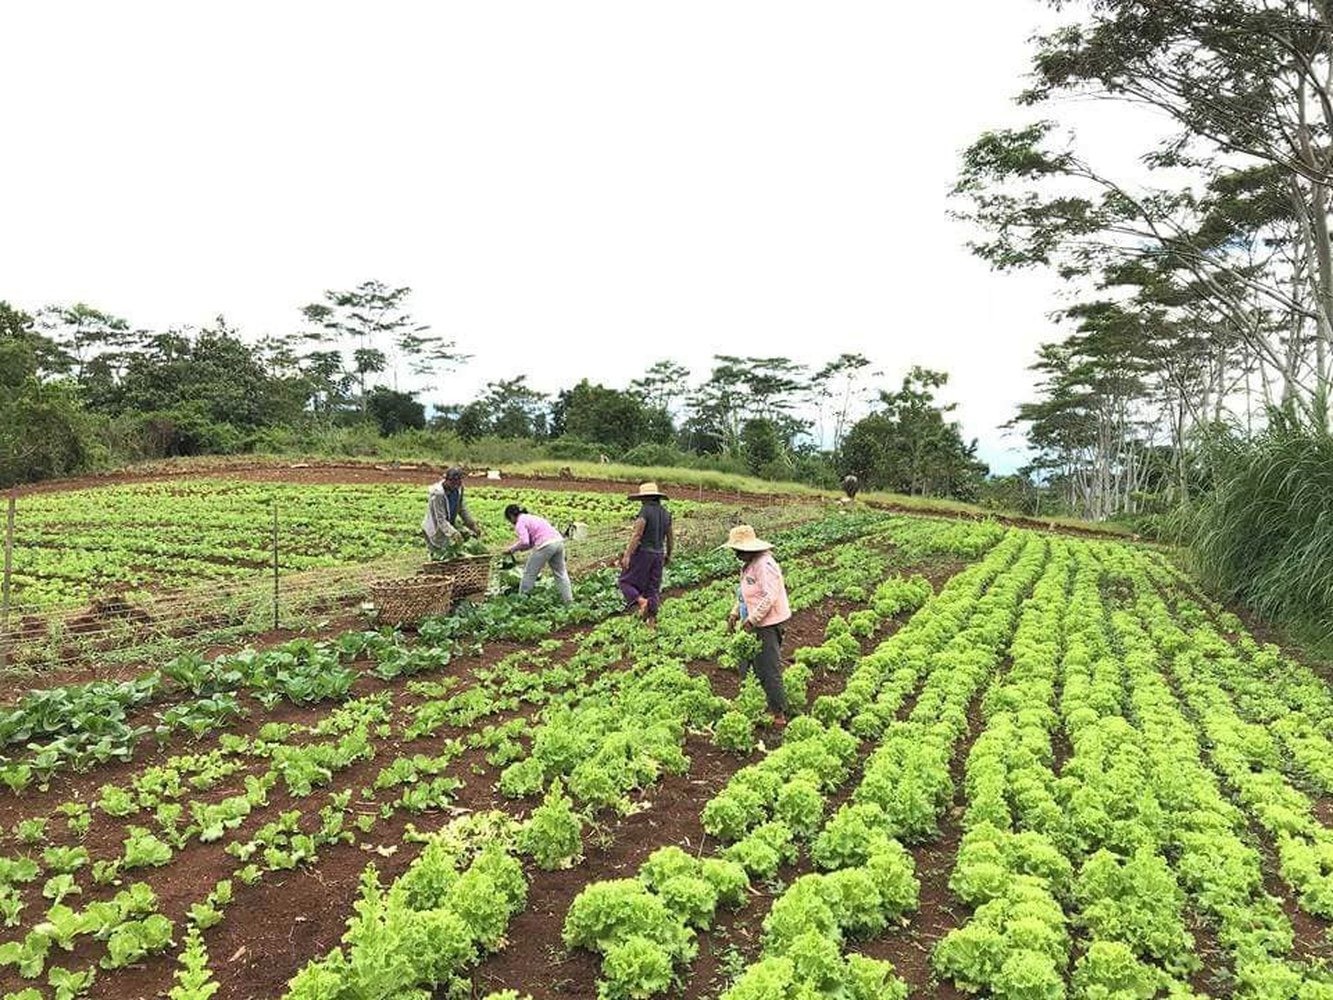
619, 548, 665, 615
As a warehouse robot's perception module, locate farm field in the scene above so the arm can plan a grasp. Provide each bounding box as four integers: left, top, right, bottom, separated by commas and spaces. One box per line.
0, 494, 1329, 1000
5, 478, 729, 612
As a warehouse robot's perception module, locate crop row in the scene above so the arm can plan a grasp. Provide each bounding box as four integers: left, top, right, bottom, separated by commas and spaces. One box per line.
10, 481, 713, 609
540, 529, 1037, 998
0, 514, 987, 997
0, 510, 902, 787
928, 536, 1333, 1000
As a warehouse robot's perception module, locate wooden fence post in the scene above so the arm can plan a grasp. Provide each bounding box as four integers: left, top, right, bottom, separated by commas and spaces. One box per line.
272, 500, 280, 631
1, 492, 14, 671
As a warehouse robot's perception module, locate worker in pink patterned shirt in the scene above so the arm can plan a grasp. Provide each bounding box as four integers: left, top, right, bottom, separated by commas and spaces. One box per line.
503, 504, 572, 604
724, 523, 791, 725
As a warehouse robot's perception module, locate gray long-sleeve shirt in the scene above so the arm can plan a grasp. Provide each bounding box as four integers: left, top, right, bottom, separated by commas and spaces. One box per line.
422, 484, 479, 546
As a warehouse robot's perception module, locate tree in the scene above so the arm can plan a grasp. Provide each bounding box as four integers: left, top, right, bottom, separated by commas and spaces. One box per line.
629, 360, 691, 412
0, 303, 87, 486
115, 317, 302, 430
366, 387, 426, 435
838, 413, 894, 493
740, 418, 783, 477
551, 380, 665, 451
839, 367, 987, 499
473, 376, 548, 439
454, 401, 491, 443
1008, 297, 1184, 519
38, 303, 132, 382
811, 353, 876, 451
0, 301, 67, 379
685, 356, 810, 454
299, 280, 463, 415
954, 0, 1333, 429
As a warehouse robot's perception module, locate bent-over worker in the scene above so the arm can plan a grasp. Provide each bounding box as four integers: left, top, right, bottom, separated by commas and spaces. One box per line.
619, 481, 673, 623
724, 524, 790, 726
504, 504, 573, 604
422, 466, 482, 553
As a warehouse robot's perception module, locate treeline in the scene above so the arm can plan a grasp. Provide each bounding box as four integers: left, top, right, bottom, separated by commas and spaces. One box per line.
0, 284, 990, 502
961, 0, 1333, 648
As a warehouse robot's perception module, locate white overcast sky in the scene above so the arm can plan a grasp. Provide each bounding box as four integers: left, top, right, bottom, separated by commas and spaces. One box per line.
1, 1, 1153, 474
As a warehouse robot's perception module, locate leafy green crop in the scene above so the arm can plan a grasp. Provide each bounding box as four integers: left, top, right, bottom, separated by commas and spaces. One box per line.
517, 781, 583, 871
168, 926, 219, 1000
122, 827, 174, 869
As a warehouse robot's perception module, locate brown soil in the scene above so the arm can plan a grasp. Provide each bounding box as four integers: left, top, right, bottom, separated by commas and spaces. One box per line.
471, 600, 925, 1000
472, 734, 744, 1000
10, 541, 1194, 1000
677, 615, 934, 1000
0, 579, 936, 1000
1248, 815, 1333, 967
855, 697, 982, 1000
1314, 798, 1333, 827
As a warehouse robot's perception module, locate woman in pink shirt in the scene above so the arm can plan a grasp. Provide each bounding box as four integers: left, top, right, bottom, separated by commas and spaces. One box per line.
504, 504, 572, 604
724, 524, 791, 725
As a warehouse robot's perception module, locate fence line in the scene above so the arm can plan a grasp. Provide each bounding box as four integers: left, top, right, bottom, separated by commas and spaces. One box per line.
1, 492, 14, 671
0, 493, 816, 670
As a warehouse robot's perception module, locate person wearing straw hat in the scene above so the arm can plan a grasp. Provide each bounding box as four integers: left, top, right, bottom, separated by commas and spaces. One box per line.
724, 524, 791, 725
619, 482, 673, 624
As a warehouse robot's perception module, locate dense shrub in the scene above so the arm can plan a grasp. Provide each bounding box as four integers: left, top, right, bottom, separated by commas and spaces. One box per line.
1186, 416, 1333, 649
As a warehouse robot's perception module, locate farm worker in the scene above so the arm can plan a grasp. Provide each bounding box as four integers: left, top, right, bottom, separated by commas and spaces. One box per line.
619, 482, 673, 623
724, 524, 790, 726
422, 466, 482, 551
503, 504, 573, 604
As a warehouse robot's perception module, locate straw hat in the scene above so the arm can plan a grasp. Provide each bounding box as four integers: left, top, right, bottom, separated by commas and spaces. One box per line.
722, 524, 772, 552
628, 481, 668, 500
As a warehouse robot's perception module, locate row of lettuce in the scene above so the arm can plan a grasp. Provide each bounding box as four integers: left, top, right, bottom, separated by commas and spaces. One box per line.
549, 530, 1039, 999
544, 529, 1333, 1000
13, 482, 698, 609
0, 512, 998, 998
0, 509, 901, 787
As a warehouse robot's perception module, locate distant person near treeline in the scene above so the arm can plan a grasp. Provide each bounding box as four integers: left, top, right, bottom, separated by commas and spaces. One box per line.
619, 482, 673, 624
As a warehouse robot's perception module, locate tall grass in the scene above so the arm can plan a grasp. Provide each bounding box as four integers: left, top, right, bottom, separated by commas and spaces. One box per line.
1187, 419, 1333, 649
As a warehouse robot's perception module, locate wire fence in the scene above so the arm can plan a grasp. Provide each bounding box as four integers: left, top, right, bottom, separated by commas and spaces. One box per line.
0, 490, 817, 672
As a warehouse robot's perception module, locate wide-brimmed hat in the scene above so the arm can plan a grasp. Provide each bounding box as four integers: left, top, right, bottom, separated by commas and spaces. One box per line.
628, 481, 668, 500
721, 524, 772, 552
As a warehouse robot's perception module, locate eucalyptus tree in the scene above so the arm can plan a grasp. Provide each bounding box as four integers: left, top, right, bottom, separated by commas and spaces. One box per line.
811, 352, 877, 451
1011, 302, 1162, 518
299, 280, 462, 415
38, 303, 134, 382
685, 355, 810, 454
956, 0, 1333, 426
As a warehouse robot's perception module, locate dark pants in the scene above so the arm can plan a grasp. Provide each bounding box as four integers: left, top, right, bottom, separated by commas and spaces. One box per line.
743, 623, 787, 714
619, 549, 665, 615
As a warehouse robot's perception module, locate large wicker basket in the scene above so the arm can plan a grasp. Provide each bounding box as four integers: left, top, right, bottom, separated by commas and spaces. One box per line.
370, 576, 454, 626
421, 554, 492, 598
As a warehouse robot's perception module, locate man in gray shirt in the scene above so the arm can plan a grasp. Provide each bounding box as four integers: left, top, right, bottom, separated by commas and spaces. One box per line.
422, 466, 482, 552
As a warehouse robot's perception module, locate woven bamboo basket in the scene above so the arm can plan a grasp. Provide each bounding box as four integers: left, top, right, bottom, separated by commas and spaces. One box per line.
370, 576, 454, 626
420, 555, 491, 598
